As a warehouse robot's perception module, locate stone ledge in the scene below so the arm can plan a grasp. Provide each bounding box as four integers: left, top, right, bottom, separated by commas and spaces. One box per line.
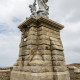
18, 17, 64, 31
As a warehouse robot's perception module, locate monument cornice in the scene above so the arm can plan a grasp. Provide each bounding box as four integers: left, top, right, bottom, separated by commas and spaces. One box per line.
18, 17, 64, 31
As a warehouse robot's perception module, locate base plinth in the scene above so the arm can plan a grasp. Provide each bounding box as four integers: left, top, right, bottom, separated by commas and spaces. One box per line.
10, 17, 70, 80
10, 71, 70, 80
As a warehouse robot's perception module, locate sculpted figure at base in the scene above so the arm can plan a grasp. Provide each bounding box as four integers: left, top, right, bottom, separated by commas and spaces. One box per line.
29, 1, 37, 17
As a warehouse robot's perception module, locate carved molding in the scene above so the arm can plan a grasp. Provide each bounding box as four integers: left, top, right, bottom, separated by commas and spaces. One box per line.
18, 17, 64, 32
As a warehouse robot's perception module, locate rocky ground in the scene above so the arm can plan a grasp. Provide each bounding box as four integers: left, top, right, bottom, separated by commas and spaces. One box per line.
67, 63, 80, 68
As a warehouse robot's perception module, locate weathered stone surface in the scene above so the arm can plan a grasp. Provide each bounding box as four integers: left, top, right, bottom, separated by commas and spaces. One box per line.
75, 74, 80, 79
27, 45, 37, 50
52, 55, 64, 61
19, 42, 27, 48
38, 40, 50, 45
39, 35, 49, 40
19, 50, 52, 56
38, 30, 52, 36
20, 46, 27, 51
50, 37, 58, 41
13, 66, 23, 71
25, 55, 33, 61
51, 41, 62, 46
19, 47, 28, 56
23, 50, 36, 55
38, 45, 50, 50
19, 48, 29, 56
68, 66, 76, 80
11, 72, 54, 80
53, 71, 70, 80
43, 55, 52, 61
38, 26, 51, 31
24, 61, 52, 66
38, 30, 48, 35
14, 61, 24, 66
53, 61, 66, 66
51, 35, 60, 39
27, 40, 38, 45
23, 66, 53, 72
29, 27, 37, 31
10, 71, 31, 80
24, 60, 44, 66
39, 50, 51, 55
20, 50, 51, 56
31, 55, 43, 60
30, 72, 54, 80
52, 31, 60, 35
52, 50, 64, 55
28, 31, 37, 36
11, 17, 70, 80
53, 66, 67, 72
0, 70, 11, 80
27, 35, 37, 40
51, 45, 63, 50
17, 57, 23, 61
38, 26, 59, 34
75, 68, 80, 80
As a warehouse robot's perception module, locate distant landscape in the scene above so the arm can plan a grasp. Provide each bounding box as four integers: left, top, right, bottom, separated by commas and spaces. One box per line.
67, 63, 80, 68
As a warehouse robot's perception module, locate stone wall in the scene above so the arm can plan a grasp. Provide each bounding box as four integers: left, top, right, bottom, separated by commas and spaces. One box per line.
68, 66, 76, 80
68, 66, 80, 80
11, 17, 70, 80
74, 68, 80, 80
0, 67, 13, 80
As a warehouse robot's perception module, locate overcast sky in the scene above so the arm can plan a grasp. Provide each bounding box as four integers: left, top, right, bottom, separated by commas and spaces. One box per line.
0, 0, 80, 67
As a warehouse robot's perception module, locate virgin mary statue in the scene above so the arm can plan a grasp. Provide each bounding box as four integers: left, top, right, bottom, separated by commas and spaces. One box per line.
37, 0, 49, 11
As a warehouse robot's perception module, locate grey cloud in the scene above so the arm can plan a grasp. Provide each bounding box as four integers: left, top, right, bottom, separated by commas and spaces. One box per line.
61, 27, 80, 64
65, 10, 80, 23
49, 0, 80, 23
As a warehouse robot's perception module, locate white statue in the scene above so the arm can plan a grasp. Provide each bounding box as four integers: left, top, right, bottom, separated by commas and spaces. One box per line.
29, 1, 37, 17
37, 0, 49, 11
29, 0, 49, 18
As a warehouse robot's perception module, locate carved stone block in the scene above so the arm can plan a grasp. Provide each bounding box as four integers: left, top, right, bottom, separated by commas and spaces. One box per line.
53, 61, 66, 66
27, 40, 38, 45
43, 55, 52, 61
51, 41, 62, 46
50, 37, 58, 42
39, 50, 51, 55
38, 40, 50, 45
29, 27, 37, 31
51, 45, 63, 50
52, 55, 64, 61
38, 45, 50, 50
39, 35, 49, 40
28, 31, 37, 36
24, 61, 52, 66
11, 17, 70, 80
23, 66, 53, 73
53, 66, 67, 72
27, 45, 37, 50
52, 50, 64, 55
27, 35, 37, 40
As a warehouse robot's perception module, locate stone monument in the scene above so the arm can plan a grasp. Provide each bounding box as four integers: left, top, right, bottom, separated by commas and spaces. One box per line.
10, 0, 70, 80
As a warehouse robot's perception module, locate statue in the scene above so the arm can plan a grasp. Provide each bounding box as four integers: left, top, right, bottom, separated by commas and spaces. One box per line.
37, 0, 49, 11
29, 1, 37, 17
29, 0, 49, 18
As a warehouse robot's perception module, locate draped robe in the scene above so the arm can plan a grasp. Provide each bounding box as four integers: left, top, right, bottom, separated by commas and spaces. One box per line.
37, 0, 49, 11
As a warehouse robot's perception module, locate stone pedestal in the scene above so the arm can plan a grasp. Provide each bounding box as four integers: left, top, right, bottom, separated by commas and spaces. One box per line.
10, 17, 70, 80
